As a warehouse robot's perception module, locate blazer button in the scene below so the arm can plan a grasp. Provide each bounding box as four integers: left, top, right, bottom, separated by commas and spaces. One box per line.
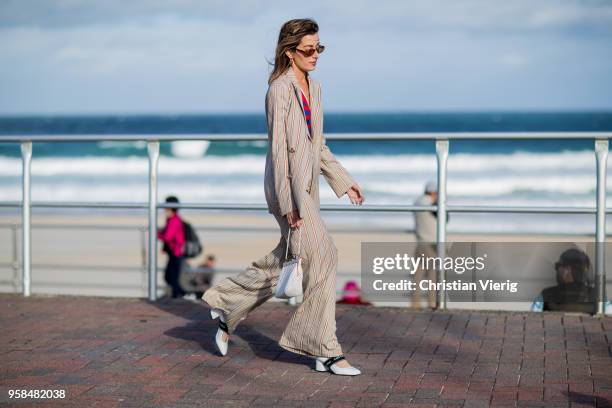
289, 147, 296, 153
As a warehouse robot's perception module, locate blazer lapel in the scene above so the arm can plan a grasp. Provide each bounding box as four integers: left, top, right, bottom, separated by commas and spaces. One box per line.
285, 68, 305, 115
285, 67, 321, 142
309, 80, 320, 145
282, 67, 320, 194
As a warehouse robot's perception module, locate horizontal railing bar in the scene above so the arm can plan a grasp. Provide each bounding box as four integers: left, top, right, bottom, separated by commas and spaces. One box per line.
447, 205, 600, 214
0, 223, 147, 231
14, 281, 151, 289
0, 263, 145, 272
0, 223, 596, 237
0, 132, 611, 142
0, 201, 609, 213
0, 222, 414, 236
0, 202, 434, 210
0, 223, 414, 234
0, 265, 377, 279
0, 202, 147, 209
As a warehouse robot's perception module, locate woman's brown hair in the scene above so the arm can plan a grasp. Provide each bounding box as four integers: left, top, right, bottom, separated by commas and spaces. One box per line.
268, 18, 319, 85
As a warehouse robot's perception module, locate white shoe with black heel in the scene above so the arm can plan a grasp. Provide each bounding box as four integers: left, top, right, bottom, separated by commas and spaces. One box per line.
210, 308, 229, 356
315, 355, 361, 376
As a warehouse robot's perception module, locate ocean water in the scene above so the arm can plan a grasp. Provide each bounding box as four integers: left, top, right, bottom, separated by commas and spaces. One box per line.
1, 111, 611, 234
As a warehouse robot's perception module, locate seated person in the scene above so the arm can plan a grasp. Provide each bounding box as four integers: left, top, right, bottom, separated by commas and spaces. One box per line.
337, 281, 372, 306
531, 248, 595, 314
181, 254, 216, 300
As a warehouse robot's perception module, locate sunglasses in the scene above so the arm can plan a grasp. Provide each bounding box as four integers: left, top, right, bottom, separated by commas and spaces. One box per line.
555, 262, 582, 271
295, 44, 325, 57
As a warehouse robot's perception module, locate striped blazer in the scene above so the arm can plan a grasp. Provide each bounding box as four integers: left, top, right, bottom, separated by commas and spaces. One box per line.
264, 67, 356, 217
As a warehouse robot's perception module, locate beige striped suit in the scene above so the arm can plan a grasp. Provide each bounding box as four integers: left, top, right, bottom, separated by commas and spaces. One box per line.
203, 66, 357, 358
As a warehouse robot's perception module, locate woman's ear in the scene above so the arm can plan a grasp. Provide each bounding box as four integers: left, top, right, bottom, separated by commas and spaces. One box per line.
285, 49, 293, 60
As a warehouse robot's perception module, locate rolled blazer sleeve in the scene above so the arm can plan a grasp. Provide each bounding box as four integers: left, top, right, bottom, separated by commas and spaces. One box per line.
320, 137, 357, 198
266, 83, 295, 216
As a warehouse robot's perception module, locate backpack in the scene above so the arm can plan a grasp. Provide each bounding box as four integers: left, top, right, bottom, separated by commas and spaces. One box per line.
182, 220, 203, 258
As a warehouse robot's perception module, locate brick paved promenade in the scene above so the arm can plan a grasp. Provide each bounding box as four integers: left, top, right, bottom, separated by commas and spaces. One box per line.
1, 293, 611, 407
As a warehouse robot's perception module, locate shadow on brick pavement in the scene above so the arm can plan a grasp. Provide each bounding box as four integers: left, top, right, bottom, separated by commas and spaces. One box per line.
1, 293, 611, 407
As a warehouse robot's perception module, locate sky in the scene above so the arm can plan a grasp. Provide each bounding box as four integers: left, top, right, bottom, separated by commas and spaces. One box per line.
0, 0, 611, 115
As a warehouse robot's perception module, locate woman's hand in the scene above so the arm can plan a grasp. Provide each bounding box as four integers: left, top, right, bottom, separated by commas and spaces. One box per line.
347, 184, 365, 205
286, 210, 304, 229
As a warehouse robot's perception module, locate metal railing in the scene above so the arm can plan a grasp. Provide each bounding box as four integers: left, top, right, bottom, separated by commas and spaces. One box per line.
0, 132, 610, 314
0, 222, 412, 294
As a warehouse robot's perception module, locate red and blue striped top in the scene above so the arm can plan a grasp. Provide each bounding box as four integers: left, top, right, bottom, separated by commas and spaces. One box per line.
300, 89, 312, 139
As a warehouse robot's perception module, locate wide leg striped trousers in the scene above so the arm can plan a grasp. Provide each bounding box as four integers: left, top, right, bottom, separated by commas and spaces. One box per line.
202, 194, 343, 358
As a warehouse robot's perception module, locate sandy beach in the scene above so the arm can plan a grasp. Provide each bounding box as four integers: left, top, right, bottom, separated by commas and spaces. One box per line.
0, 210, 608, 311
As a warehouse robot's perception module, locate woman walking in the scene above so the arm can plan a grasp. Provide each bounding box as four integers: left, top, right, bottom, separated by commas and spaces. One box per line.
202, 18, 365, 375
157, 196, 187, 299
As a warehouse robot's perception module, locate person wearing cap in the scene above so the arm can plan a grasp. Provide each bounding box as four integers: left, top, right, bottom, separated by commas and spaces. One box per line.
412, 180, 448, 309
157, 195, 187, 298
415, 181, 446, 236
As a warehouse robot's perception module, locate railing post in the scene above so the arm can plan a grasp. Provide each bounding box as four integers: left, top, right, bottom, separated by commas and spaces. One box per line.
595, 139, 608, 316
436, 139, 449, 310
21, 141, 32, 297
140, 227, 147, 270
140, 227, 147, 291
147, 141, 160, 301
11, 223, 19, 291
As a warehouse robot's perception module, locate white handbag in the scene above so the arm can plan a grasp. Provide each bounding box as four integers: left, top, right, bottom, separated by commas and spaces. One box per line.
275, 227, 304, 299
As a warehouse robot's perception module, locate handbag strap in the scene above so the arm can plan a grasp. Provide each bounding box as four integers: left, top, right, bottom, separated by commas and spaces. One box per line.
285, 227, 302, 261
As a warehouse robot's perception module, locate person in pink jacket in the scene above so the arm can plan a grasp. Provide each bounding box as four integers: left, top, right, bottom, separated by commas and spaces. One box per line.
157, 195, 186, 298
